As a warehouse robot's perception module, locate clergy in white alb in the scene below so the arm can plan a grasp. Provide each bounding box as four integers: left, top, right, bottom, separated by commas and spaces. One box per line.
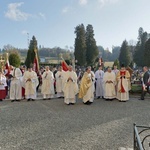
63, 65, 78, 105
116, 64, 130, 102
0, 70, 7, 101
41, 66, 55, 100
23, 66, 38, 101
55, 66, 65, 98
9, 65, 22, 102
103, 67, 116, 100
95, 65, 104, 99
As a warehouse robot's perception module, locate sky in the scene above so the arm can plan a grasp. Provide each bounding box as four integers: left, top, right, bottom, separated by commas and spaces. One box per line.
0, 0, 150, 51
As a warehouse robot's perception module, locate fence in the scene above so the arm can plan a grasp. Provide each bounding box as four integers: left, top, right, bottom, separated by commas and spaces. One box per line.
134, 123, 150, 150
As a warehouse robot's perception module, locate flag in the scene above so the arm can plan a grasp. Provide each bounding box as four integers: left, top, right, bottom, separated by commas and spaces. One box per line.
5, 53, 10, 76
33, 52, 39, 73
61, 60, 68, 71
99, 57, 103, 66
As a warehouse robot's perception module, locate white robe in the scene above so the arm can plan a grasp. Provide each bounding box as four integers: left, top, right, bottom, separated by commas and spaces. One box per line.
63, 71, 78, 104
112, 69, 119, 76
9, 68, 22, 100
95, 70, 104, 97
103, 71, 116, 99
23, 71, 38, 99
117, 78, 129, 101
0, 75, 7, 90
0, 75, 7, 99
116, 71, 130, 101
83, 72, 95, 103
55, 70, 65, 97
41, 70, 54, 98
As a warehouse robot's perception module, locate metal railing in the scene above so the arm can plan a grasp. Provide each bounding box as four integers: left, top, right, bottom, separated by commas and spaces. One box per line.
134, 123, 150, 150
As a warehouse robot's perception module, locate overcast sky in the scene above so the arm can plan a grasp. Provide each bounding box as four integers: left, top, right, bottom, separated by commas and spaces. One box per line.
0, 0, 150, 51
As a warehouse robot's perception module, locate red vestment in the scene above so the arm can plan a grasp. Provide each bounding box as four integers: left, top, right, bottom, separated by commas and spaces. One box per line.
120, 70, 126, 93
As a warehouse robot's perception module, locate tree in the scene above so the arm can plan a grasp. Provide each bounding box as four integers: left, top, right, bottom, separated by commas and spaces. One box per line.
144, 38, 150, 67
25, 36, 39, 68
111, 46, 120, 61
98, 46, 105, 57
113, 59, 120, 69
74, 24, 86, 66
133, 27, 148, 67
9, 51, 21, 67
119, 40, 131, 67
86, 24, 99, 66
3, 44, 15, 51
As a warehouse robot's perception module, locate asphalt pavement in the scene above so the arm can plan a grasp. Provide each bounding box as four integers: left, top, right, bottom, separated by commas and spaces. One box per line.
0, 95, 150, 150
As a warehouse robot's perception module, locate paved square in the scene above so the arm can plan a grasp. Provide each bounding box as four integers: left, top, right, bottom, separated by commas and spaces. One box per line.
0, 96, 150, 150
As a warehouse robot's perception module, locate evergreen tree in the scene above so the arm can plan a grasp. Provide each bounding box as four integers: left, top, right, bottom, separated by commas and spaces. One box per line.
144, 38, 150, 67
86, 24, 99, 66
74, 24, 86, 66
25, 36, 39, 68
119, 40, 131, 67
133, 27, 148, 67
25, 50, 31, 68
9, 51, 21, 67
112, 46, 120, 61
113, 59, 120, 69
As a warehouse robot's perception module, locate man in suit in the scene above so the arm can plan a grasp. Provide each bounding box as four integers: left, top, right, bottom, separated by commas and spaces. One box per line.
139, 66, 150, 100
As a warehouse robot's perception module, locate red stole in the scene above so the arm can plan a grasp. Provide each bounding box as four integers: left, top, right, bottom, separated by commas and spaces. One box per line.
120, 71, 126, 93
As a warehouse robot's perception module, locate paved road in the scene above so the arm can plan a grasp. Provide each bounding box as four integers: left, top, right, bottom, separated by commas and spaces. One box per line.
0, 96, 150, 150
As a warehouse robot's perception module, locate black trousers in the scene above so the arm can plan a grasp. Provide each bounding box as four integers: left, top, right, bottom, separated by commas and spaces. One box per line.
141, 86, 150, 99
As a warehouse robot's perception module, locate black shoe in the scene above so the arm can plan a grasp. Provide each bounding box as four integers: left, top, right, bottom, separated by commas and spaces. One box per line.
0, 99, 3, 101
27, 99, 30, 101
138, 98, 144, 100
48, 98, 51, 100
16, 100, 20, 102
31, 99, 35, 101
11, 100, 15, 102
43, 98, 47, 100
102, 96, 104, 99
84, 101, 91, 105
70, 103, 75, 105
88, 101, 93, 105
105, 99, 110, 101
97, 96, 100, 99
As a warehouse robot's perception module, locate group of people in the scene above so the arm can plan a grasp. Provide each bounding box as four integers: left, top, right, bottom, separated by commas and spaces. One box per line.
78, 64, 131, 105
0, 63, 133, 105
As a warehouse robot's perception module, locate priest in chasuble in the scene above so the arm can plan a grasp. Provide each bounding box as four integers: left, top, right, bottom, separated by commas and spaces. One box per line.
116, 64, 130, 102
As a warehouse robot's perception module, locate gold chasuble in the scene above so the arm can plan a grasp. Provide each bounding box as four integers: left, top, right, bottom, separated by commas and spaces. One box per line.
78, 72, 92, 99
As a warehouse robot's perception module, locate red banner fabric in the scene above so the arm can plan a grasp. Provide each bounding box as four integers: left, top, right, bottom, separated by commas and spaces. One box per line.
61, 61, 68, 71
